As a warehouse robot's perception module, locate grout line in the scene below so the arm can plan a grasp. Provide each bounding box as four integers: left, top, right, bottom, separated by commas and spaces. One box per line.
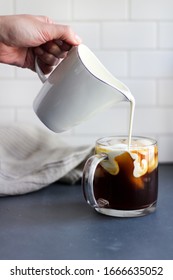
13, 0, 16, 14
156, 21, 160, 49
128, 0, 131, 20
71, 0, 75, 21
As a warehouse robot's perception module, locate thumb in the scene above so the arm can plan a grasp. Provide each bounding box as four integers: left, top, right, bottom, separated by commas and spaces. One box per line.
42, 23, 82, 46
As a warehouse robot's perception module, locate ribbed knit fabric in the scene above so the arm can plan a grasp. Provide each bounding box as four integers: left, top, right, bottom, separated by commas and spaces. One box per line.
0, 124, 93, 196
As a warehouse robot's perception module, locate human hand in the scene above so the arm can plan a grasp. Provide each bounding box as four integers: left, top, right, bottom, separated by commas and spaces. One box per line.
0, 14, 81, 73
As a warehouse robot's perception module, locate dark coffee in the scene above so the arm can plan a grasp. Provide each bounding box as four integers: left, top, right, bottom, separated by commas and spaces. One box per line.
93, 150, 158, 211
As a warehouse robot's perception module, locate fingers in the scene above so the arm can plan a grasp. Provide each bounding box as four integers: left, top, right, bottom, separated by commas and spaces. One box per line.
34, 40, 70, 74
33, 19, 82, 74
55, 25, 82, 46
38, 40, 70, 58
54, 39, 72, 52
41, 21, 82, 46
36, 57, 55, 75
34, 50, 61, 74
35, 48, 61, 66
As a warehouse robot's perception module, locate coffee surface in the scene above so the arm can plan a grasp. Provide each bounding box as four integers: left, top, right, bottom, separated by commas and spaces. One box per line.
96, 138, 158, 179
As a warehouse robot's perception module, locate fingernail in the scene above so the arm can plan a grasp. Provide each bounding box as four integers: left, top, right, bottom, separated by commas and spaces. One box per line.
75, 34, 82, 43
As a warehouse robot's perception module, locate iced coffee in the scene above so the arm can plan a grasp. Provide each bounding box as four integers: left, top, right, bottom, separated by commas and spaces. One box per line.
83, 136, 158, 217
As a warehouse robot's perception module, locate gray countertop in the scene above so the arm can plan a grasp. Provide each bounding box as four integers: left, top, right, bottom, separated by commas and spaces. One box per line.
0, 164, 173, 260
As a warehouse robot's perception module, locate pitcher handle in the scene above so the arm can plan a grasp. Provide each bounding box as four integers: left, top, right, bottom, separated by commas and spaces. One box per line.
35, 57, 47, 83
82, 153, 107, 208
35, 57, 62, 84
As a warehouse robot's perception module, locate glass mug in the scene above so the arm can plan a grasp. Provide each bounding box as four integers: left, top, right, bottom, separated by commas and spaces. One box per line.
82, 136, 158, 217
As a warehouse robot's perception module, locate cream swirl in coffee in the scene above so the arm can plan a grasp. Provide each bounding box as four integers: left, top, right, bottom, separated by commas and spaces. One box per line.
95, 138, 158, 187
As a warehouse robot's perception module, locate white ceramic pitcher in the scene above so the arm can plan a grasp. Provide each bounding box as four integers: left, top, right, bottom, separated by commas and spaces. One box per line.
33, 44, 134, 133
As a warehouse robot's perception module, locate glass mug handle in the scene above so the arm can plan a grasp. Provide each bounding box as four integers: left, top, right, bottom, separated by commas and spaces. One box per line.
82, 153, 107, 208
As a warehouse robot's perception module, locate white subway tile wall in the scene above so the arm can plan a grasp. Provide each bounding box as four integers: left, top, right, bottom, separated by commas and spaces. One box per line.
102, 22, 157, 49
0, 0, 173, 162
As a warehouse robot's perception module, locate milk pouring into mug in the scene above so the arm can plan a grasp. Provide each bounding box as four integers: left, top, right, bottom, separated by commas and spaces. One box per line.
33, 44, 135, 146
34, 44, 158, 217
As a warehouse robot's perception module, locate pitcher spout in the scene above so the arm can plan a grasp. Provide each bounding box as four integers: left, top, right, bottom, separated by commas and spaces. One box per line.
77, 44, 134, 103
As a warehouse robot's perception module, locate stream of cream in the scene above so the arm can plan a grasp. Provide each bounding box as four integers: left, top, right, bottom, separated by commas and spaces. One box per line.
128, 95, 135, 149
